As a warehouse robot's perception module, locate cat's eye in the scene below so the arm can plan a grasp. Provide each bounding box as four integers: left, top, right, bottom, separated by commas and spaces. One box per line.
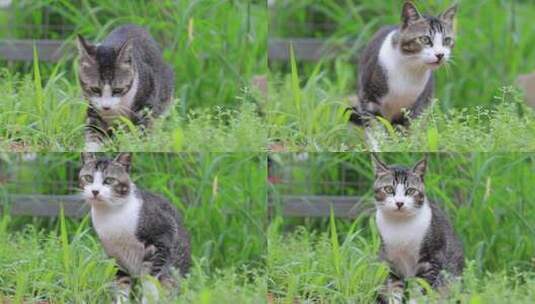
112, 88, 124, 96
90, 87, 102, 95
443, 37, 453, 46
103, 177, 116, 185
406, 188, 418, 195
420, 36, 432, 45
81, 175, 93, 183
383, 186, 394, 194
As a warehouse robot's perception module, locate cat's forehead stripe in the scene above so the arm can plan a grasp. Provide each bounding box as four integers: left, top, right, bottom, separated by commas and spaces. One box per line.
96, 46, 117, 82
392, 167, 409, 186
426, 16, 446, 34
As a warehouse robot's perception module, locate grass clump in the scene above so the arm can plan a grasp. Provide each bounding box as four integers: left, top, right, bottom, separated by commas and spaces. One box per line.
0, 215, 267, 303
0, 69, 268, 152
268, 219, 535, 304
267, 61, 535, 151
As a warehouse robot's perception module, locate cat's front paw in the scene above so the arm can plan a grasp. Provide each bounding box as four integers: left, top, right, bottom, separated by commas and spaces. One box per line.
141, 244, 157, 274
113, 276, 132, 304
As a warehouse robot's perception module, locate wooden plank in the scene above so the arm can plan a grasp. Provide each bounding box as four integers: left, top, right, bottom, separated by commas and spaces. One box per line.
272, 195, 369, 218
3, 194, 88, 217
268, 37, 355, 62
0, 39, 72, 62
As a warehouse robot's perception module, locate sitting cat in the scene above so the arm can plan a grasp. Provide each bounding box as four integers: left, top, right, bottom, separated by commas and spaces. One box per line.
349, 1, 458, 127
371, 154, 464, 303
79, 152, 191, 303
77, 25, 175, 151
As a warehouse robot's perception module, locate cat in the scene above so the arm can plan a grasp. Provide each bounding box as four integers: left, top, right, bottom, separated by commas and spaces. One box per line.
79, 152, 191, 303
77, 24, 175, 151
371, 154, 464, 303
348, 1, 458, 127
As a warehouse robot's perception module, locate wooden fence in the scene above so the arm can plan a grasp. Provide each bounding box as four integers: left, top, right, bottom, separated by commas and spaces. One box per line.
270, 195, 371, 218
268, 38, 356, 62
1, 193, 370, 219
3, 194, 87, 217
0, 38, 349, 63
0, 39, 71, 62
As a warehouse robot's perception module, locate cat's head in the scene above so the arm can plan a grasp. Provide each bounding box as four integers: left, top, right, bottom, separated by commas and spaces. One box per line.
371, 154, 427, 217
396, 1, 458, 70
79, 152, 133, 206
76, 35, 136, 115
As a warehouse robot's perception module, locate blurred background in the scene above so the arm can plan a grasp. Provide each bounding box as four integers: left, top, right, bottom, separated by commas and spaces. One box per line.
0, 0, 267, 111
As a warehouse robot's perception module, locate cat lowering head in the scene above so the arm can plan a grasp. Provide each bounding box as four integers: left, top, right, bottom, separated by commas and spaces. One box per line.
77, 35, 136, 116
79, 152, 134, 207
395, 1, 458, 69
372, 154, 428, 218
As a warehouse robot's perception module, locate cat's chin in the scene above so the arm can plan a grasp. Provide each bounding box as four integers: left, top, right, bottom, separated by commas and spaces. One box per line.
424, 61, 444, 70
379, 207, 417, 219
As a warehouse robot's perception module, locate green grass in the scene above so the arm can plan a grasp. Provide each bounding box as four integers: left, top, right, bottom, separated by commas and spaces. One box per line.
267, 56, 535, 152
268, 218, 535, 303
0, 214, 267, 303
268, 0, 535, 152
268, 153, 535, 303
0, 153, 267, 303
0, 69, 268, 151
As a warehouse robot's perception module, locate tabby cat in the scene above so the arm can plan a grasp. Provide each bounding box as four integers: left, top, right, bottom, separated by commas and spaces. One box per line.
77, 25, 174, 151
79, 153, 190, 303
371, 154, 464, 303
349, 1, 458, 126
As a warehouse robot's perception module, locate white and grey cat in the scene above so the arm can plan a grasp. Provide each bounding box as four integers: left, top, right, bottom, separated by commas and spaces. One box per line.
79, 153, 190, 303
371, 154, 464, 303
349, 1, 458, 126
77, 25, 175, 151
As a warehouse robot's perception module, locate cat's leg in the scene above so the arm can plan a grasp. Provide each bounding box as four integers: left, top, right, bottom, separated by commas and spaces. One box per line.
140, 244, 160, 304
356, 100, 383, 152
85, 109, 109, 151
377, 272, 405, 304
132, 107, 155, 135
140, 243, 178, 303
113, 270, 132, 304
416, 260, 443, 288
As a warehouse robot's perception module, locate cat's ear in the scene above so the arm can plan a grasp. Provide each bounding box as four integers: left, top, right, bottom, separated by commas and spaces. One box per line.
401, 1, 422, 28
439, 3, 458, 24
114, 153, 132, 172
412, 156, 427, 179
81, 152, 96, 164
371, 153, 389, 176
116, 39, 133, 67
76, 34, 96, 59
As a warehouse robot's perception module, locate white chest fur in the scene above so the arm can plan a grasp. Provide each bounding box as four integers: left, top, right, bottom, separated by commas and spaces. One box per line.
91, 192, 145, 275
376, 203, 432, 278
378, 32, 431, 120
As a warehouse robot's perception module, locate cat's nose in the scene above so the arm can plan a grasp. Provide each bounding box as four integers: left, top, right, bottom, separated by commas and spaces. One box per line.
92, 190, 99, 197
435, 53, 444, 61
102, 106, 111, 111
396, 202, 404, 209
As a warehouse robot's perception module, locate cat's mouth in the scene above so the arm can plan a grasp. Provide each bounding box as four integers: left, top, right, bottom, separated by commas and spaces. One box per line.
426, 61, 443, 67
